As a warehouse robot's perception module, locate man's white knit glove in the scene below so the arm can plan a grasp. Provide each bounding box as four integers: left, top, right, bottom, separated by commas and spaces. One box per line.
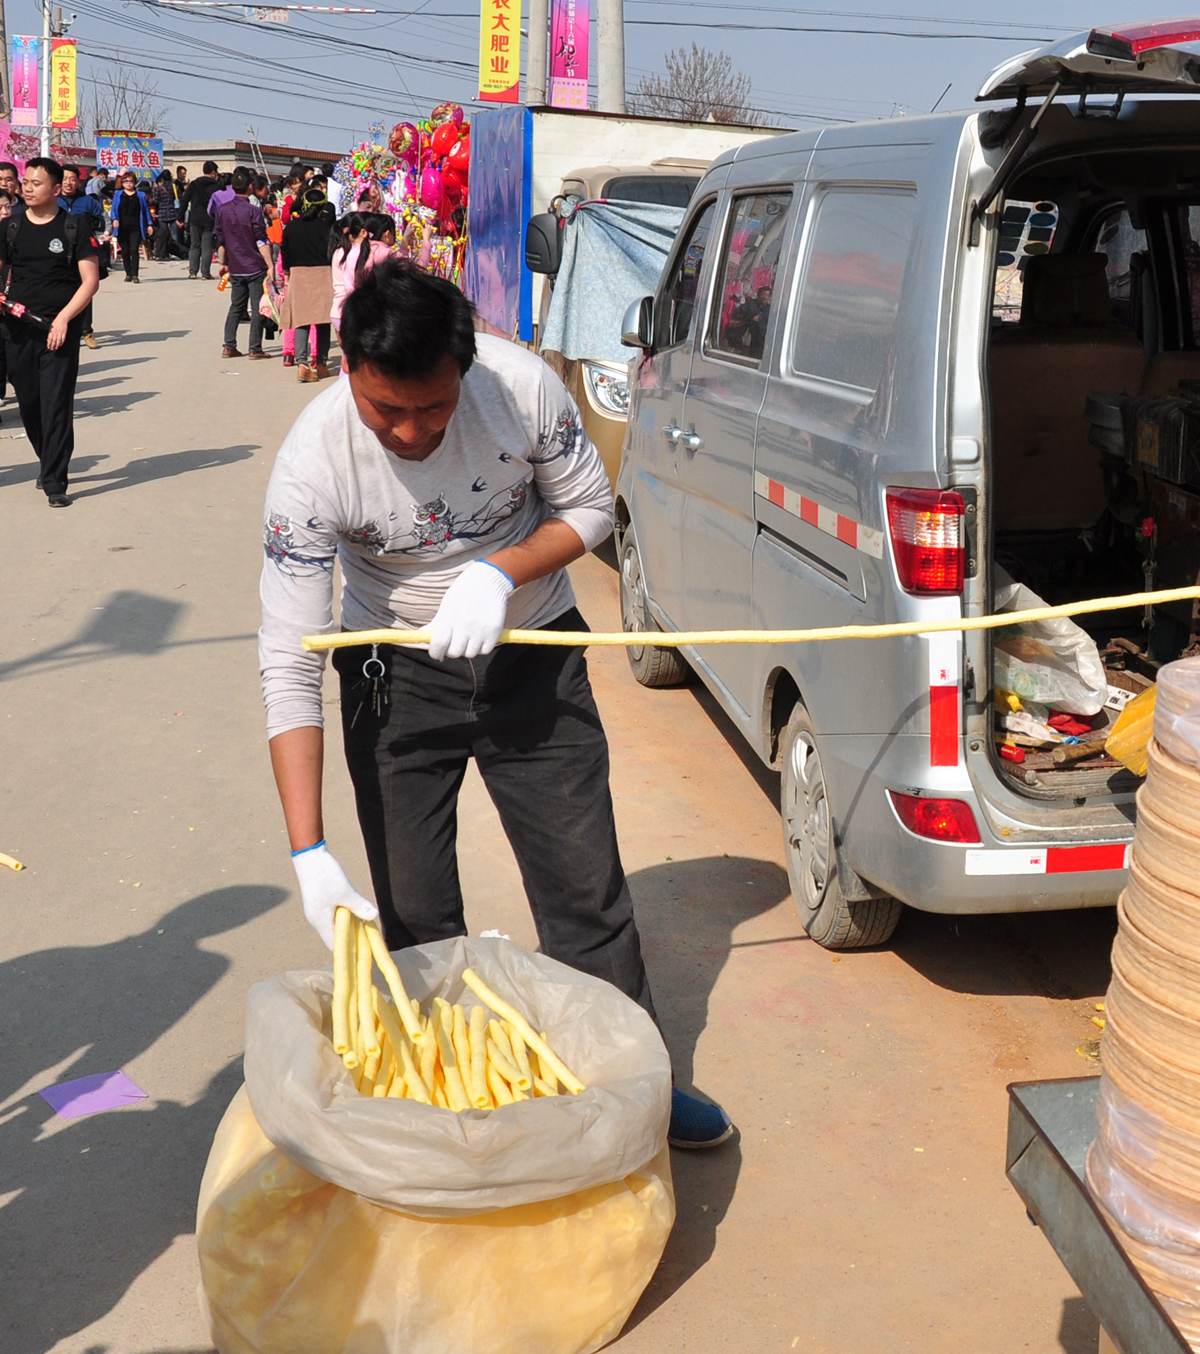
291, 841, 378, 949
428, 560, 514, 661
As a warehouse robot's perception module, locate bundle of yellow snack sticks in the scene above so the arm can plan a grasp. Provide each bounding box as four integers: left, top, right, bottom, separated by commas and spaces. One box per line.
331, 907, 585, 1111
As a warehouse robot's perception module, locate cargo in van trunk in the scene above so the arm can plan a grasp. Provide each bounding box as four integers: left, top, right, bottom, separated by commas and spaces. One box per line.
987, 161, 1200, 800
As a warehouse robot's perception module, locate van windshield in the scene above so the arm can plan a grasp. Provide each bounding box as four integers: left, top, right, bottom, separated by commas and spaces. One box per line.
600, 175, 698, 207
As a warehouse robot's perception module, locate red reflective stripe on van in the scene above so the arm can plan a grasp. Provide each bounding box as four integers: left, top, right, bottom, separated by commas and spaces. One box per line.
929, 685, 959, 766
836, 515, 857, 547
799, 496, 819, 526
768, 478, 785, 508
1045, 844, 1129, 874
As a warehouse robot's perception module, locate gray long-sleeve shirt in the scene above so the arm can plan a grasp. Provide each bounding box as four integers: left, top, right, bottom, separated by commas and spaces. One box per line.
258, 335, 614, 738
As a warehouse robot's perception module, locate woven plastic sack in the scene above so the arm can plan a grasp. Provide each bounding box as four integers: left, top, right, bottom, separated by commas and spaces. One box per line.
992, 568, 1107, 714
196, 937, 675, 1354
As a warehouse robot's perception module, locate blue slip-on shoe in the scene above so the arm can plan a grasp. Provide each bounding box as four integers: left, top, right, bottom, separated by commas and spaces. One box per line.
668, 1087, 735, 1149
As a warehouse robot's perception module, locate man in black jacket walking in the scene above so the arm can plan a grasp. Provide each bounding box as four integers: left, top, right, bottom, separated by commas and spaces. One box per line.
181, 160, 220, 280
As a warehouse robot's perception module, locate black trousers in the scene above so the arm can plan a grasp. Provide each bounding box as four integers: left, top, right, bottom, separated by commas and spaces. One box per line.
295, 322, 330, 366
118, 227, 141, 278
4, 318, 83, 495
188, 224, 214, 278
333, 608, 657, 1019
224, 273, 265, 353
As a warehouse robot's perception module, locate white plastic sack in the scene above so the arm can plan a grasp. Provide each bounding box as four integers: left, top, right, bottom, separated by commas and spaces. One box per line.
993, 567, 1107, 715
1155, 657, 1200, 772
242, 935, 672, 1216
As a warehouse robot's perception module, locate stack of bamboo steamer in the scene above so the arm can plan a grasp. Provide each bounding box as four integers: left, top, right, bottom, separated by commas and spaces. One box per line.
1087, 658, 1200, 1345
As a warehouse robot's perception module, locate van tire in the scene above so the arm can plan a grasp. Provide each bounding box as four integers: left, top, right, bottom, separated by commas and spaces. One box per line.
619, 536, 690, 688
780, 706, 903, 950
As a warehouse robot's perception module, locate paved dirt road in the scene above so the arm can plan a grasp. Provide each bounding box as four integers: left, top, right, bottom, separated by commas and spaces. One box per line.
0, 267, 1117, 1354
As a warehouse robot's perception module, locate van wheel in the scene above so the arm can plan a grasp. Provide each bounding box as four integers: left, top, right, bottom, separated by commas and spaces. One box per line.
780, 706, 902, 950
620, 536, 690, 688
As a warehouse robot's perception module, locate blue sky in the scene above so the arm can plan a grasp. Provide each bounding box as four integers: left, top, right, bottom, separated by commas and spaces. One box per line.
5, 1, 1192, 153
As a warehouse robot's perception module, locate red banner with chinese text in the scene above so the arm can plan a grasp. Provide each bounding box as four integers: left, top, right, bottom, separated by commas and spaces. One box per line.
51, 38, 76, 129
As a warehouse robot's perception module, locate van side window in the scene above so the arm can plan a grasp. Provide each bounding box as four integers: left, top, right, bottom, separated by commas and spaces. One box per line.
993, 200, 1059, 323
792, 189, 917, 398
709, 192, 793, 362
656, 199, 717, 350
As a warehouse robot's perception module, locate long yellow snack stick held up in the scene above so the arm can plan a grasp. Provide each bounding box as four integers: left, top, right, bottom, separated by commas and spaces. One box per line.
356, 921, 380, 1056
468, 1004, 489, 1109
365, 924, 425, 1044
303, 584, 1200, 653
460, 968, 584, 1095
332, 907, 354, 1057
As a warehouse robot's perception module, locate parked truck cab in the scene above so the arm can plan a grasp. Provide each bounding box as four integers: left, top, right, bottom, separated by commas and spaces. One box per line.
616, 23, 1200, 948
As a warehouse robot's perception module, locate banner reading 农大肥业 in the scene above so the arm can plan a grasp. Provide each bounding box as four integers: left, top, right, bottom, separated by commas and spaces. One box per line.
478, 0, 520, 103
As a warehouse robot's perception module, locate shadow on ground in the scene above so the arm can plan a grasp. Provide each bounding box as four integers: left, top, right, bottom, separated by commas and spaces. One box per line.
894, 905, 1118, 1002
67, 444, 258, 498
1060, 1296, 1101, 1354
0, 588, 256, 685
0, 884, 286, 1354
622, 853, 791, 1328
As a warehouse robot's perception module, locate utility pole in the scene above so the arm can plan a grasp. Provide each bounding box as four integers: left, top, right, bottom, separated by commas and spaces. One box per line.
39, 0, 50, 155
527, 0, 547, 106
596, 0, 625, 114
0, 0, 12, 117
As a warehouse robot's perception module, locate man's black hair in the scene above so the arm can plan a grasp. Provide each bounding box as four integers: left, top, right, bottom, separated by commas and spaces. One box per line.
202, 159, 219, 175
25, 157, 64, 185
61, 163, 82, 177
340, 259, 476, 382
0, 161, 18, 177
231, 166, 252, 194
321, 161, 335, 176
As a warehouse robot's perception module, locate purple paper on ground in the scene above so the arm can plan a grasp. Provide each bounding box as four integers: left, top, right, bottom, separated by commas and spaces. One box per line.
39, 1070, 148, 1120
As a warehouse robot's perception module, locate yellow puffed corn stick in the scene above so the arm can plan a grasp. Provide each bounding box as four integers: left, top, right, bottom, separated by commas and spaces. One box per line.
460, 968, 584, 1094
432, 1068, 448, 1109
525, 1045, 558, 1097
486, 1035, 524, 1090
356, 923, 380, 1057
434, 1001, 471, 1112
419, 1011, 439, 1092
374, 988, 432, 1104
344, 944, 362, 1070
487, 1061, 515, 1106
332, 907, 354, 1058
451, 1004, 472, 1082
499, 1020, 533, 1091
364, 924, 424, 1045
372, 1040, 394, 1096
468, 1004, 490, 1109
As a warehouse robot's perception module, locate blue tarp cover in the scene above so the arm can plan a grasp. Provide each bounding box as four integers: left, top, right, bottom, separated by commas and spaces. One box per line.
540, 199, 686, 364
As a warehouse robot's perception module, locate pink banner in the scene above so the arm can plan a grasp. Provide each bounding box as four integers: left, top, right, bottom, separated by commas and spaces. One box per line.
549, 0, 588, 109
12, 36, 38, 128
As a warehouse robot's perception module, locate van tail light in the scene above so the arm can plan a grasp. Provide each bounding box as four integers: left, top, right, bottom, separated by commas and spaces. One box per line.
886, 488, 965, 594
888, 791, 981, 844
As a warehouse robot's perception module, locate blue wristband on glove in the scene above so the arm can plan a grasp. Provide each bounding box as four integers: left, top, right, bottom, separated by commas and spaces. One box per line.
291, 839, 326, 858
480, 560, 514, 587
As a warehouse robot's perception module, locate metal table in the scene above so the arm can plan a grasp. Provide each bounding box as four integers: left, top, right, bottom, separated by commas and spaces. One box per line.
1007, 1076, 1190, 1354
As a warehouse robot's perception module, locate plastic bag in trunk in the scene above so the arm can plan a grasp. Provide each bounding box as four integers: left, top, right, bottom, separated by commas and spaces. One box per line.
992, 567, 1107, 715
196, 936, 675, 1354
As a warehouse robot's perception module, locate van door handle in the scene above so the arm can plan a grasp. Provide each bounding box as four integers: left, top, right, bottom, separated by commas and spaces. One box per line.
662, 424, 684, 446
679, 431, 704, 452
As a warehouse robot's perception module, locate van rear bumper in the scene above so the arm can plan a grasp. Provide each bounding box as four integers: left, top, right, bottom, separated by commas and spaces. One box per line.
822, 733, 1131, 916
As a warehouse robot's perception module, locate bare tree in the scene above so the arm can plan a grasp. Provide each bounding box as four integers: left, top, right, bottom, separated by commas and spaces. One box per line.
631, 44, 764, 125
83, 60, 171, 137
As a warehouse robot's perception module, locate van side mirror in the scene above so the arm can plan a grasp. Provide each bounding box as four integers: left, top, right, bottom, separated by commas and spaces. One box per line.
621, 296, 654, 350
525, 213, 562, 275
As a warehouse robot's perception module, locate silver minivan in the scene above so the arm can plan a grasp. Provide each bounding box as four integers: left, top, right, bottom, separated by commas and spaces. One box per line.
616, 24, 1200, 948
